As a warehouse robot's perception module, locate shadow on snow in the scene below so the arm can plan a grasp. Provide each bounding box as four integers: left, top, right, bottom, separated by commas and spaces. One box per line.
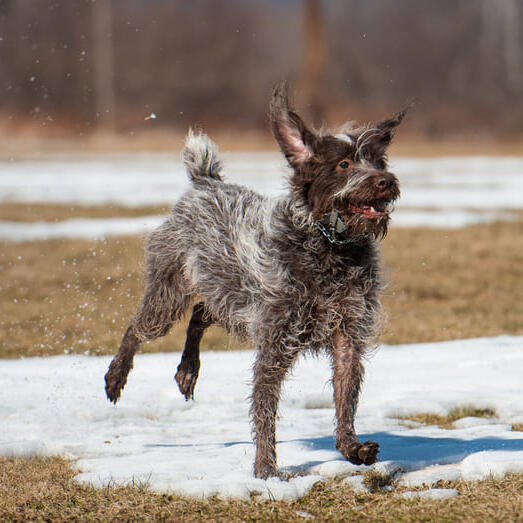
295, 431, 523, 469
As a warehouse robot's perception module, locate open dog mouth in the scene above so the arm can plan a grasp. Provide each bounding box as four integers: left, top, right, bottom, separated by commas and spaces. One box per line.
347, 200, 395, 218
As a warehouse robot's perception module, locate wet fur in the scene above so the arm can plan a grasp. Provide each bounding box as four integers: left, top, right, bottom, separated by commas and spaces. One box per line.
104, 84, 406, 479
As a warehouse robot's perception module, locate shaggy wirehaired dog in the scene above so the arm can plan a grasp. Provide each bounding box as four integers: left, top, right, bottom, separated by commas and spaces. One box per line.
104, 84, 406, 479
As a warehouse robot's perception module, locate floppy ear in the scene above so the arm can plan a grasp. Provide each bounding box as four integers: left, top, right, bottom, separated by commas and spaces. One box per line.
269, 83, 316, 168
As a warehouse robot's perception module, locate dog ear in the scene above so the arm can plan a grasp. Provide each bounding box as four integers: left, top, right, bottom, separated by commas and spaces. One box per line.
375, 105, 409, 144
269, 83, 316, 167
362, 105, 410, 162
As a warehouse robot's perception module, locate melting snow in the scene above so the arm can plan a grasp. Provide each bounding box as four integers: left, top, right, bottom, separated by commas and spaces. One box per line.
0, 154, 522, 241
400, 488, 458, 500
0, 209, 512, 242
0, 216, 164, 242
1, 335, 522, 500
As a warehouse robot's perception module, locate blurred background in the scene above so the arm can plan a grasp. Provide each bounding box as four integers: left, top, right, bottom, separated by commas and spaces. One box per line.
1, 0, 522, 152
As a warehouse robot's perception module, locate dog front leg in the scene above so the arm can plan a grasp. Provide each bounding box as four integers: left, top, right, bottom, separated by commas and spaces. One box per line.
332, 333, 379, 466
250, 347, 297, 479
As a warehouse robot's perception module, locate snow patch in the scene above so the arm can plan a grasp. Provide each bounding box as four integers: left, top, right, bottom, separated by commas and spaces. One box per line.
1, 336, 522, 500
342, 475, 367, 492
0, 208, 515, 242
0, 154, 522, 241
0, 216, 164, 242
398, 465, 462, 487
400, 488, 458, 500
461, 451, 523, 480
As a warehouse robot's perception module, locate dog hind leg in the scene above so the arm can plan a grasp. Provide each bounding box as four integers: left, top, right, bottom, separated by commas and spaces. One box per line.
175, 301, 214, 400
105, 260, 190, 404
104, 325, 141, 404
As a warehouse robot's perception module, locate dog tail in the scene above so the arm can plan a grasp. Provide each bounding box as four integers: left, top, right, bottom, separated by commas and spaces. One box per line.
182, 129, 223, 186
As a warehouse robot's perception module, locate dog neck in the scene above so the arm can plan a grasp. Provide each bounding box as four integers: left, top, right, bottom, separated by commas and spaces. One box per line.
316, 211, 373, 246
283, 198, 374, 249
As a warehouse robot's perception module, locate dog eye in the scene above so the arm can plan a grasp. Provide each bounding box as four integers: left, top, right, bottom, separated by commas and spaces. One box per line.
339, 161, 349, 169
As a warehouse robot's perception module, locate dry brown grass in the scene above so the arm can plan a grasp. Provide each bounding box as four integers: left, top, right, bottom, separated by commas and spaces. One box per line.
1, 457, 522, 521
1, 218, 522, 358
381, 219, 523, 344
2, 126, 523, 157
0, 202, 168, 222
448, 406, 496, 421
0, 235, 250, 359
389, 138, 523, 157
363, 467, 401, 492
0, 128, 276, 158
397, 406, 496, 429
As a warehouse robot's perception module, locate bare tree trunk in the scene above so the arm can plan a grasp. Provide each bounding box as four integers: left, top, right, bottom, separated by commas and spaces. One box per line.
480, 0, 498, 73
92, 0, 116, 128
502, 0, 523, 93
301, 0, 327, 123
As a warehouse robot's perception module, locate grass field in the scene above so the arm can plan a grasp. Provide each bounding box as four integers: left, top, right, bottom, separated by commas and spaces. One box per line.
1, 204, 522, 520
1, 457, 521, 521
0, 202, 169, 223
2, 127, 523, 157
397, 406, 496, 430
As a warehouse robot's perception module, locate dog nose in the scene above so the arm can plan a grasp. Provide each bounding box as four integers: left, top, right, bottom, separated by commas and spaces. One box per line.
375, 176, 391, 190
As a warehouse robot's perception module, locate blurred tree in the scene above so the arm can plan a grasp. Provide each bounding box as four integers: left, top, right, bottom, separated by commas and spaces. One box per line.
502, 0, 523, 94
92, 0, 116, 128
301, 0, 327, 124
0, 0, 521, 136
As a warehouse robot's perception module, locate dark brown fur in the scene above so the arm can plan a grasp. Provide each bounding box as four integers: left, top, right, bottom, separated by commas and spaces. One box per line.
175, 302, 214, 400
104, 84, 406, 479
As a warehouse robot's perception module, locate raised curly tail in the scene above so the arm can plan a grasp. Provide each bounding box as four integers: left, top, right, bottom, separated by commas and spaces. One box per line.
182, 129, 223, 186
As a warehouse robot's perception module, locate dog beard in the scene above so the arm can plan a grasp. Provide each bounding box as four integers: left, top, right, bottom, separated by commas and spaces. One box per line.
338, 211, 390, 241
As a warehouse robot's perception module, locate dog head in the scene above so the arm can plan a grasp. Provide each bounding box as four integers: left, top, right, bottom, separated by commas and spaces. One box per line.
270, 83, 406, 241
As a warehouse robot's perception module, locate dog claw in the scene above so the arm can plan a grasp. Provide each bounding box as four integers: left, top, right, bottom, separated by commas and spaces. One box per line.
337, 439, 379, 466
175, 362, 200, 400
356, 440, 379, 465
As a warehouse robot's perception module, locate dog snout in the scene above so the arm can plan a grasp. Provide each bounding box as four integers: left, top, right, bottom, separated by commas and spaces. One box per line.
374, 174, 392, 190
373, 172, 399, 199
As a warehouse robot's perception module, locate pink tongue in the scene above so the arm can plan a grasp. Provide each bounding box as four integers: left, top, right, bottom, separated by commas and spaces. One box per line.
348, 203, 384, 215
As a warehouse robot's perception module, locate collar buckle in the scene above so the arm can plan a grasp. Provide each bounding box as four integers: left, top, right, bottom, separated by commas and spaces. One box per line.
316, 211, 353, 245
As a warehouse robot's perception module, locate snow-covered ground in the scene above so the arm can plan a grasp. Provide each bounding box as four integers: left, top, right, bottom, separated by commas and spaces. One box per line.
0, 154, 521, 241
0, 209, 512, 242
1, 336, 522, 500
0, 215, 165, 242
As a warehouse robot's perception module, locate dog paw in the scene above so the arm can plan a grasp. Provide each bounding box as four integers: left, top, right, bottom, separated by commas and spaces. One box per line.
337, 439, 379, 466
354, 440, 379, 465
104, 366, 127, 404
175, 361, 200, 400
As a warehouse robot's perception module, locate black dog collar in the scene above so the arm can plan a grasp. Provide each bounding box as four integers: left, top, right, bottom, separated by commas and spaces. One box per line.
316, 211, 353, 245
